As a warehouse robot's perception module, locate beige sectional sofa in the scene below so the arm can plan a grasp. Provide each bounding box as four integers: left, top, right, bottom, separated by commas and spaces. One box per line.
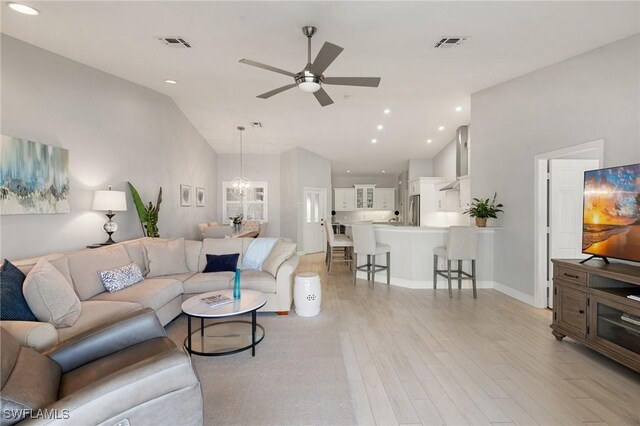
3, 237, 299, 352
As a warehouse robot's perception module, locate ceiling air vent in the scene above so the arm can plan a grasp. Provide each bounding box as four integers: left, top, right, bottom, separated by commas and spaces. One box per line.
251, 122, 263, 128
157, 36, 192, 48
434, 36, 469, 49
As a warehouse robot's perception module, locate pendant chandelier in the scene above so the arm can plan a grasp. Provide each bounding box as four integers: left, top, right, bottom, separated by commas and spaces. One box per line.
230, 126, 252, 198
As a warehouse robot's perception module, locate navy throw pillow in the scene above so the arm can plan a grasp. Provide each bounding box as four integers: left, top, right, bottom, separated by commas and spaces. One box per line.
0, 259, 37, 321
203, 253, 240, 273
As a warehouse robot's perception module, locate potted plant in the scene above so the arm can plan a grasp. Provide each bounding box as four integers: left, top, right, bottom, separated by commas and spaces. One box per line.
463, 192, 504, 227
128, 182, 162, 237
230, 214, 243, 233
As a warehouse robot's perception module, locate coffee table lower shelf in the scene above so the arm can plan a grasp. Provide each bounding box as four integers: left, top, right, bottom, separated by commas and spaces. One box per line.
184, 317, 265, 357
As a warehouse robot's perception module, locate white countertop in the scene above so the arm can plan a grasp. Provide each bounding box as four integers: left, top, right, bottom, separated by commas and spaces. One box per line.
373, 224, 499, 232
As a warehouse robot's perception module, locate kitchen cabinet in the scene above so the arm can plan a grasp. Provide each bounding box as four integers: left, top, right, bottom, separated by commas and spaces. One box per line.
435, 183, 460, 211
333, 188, 355, 211
408, 180, 420, 196
355, 185, 375, 209
373, 188, 395, 210
459, 177, 471, 211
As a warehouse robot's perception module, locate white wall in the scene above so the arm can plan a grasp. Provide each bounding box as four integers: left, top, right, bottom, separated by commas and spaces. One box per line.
471, 34, 640, 297
280, 147, 331, 249
408, 159, 434, 180
332, 175, 397, 188
0, 35, 217, 259
432, 138, 457, 181
216, 153, 280, 237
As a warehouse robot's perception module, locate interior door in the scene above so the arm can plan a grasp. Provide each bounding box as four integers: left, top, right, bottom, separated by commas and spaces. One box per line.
548, 159, 599, 307
303, 188, 326, 254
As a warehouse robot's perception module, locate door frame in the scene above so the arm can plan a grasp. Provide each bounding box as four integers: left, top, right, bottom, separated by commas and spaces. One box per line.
533, 139, 604, 308
302, 187, 328, 254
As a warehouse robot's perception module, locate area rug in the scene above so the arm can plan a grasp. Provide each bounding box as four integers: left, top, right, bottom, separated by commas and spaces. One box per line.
166, 310, 355, 425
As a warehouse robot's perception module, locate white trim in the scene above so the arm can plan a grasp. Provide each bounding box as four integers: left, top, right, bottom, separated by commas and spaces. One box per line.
532, 139, 604, 309
222, 181, 268, 224
492, 281, 536, 306
302, 187, 328, 254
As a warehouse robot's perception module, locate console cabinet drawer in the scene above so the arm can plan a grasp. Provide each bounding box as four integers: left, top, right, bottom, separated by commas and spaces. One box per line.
554, 265, 587, 286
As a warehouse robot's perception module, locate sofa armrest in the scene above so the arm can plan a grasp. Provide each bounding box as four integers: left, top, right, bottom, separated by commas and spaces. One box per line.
274, 255, 299, 311
0, 320, 58, 351
45, 308, 166, 372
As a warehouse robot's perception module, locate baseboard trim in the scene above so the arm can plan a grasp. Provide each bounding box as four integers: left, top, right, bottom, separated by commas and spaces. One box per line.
491, 281, 536, 306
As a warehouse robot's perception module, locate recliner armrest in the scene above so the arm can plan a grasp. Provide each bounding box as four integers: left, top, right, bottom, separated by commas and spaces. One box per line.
45, 308, 166, 372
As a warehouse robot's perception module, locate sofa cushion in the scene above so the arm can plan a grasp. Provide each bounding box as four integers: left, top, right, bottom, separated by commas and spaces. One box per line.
183, 272, 234, 295
98, 262, 144, 293
185, 240, 202, 273
13, 254, 73, 290
198, 238, 244, 271
56, 300, 142, 342
262, 240, 297, 277
142, 238, 189, 278
203, 253, 240, 273
0, 260, 37, 321
23, 259, 82, 328
237, 270, 277, 294
90, 278, 183, 311
123, 240, 148, 276
67, 245, 132, 300
0, 329, 61, 426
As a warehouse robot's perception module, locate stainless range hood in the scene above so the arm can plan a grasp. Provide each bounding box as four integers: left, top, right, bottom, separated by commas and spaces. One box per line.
440, 125, 469, 191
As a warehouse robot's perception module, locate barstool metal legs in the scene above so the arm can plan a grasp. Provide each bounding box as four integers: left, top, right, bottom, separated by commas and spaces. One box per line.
458, 260, 462, 289
447, 260, 453, 298
472, 260, 477, 299
387, 252, 391, 285
433, 255, 438, 289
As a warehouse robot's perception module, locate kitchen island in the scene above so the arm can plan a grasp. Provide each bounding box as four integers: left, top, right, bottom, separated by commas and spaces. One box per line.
353, 224, 498, 289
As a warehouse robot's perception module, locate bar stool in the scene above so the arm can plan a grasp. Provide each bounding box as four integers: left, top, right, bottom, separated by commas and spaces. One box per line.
433, 226, 479, 298
351, 223, 391, 287
324, 217, 353, 274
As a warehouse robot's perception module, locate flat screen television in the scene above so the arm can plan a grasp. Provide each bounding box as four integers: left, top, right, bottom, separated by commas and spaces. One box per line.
582, 163, 640, 264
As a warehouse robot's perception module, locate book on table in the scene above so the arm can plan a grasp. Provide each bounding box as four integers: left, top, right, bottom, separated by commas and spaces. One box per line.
200, 294, 233, 308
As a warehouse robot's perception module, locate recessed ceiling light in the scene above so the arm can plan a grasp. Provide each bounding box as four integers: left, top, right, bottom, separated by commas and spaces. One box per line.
371, 139, 377, 144
438, 126, 445, 131
377, 125, 383, 130
164, 79, 178, 84
346, 170, 351, 173
382, 170, 386, 173
426, 139, 433, 144
7, 2, 39, 15
383, 109, 391, 114
455, 106, 462, 112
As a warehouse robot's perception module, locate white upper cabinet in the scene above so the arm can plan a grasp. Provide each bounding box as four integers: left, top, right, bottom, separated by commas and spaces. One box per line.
333, 188, 355, 211
354, 185, 376, 209
458, 176, 471, 211
373, 188, 395, 210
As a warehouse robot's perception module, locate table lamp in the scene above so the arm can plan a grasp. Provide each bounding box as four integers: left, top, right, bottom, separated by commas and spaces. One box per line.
92, 186, 127, 245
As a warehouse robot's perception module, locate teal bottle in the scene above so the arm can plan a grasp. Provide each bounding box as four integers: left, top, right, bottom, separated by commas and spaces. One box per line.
233, 268, 241, 299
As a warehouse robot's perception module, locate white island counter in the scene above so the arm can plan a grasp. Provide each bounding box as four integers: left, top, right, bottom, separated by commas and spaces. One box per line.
354, 225, 498, 289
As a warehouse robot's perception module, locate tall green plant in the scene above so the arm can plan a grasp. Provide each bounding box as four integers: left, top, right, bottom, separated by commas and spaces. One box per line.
128, 182, 162, 238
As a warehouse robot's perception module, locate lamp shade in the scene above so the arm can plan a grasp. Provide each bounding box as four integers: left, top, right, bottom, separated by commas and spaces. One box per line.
92, 190, 127, 211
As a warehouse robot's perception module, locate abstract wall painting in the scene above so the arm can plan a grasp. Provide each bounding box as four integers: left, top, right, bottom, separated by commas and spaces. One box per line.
0, 135, 70, 215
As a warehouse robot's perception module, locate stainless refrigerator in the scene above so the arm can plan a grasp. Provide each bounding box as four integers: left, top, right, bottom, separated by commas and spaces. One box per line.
409, 195, 420, 226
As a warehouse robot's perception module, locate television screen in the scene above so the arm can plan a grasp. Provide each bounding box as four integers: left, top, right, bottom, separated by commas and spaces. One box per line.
583, 163, 640, 262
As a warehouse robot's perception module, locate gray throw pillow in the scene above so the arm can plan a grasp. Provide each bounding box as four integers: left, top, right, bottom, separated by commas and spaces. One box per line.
262, 240, 297, 277
98, 262, 144, 293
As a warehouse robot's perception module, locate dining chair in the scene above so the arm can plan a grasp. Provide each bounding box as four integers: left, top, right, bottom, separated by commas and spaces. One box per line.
433, 226, 479, 298
350, 223, 390, 287
324, 217, 353, 274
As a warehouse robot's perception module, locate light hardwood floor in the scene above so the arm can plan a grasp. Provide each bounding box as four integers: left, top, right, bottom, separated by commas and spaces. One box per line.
298, 253, 640, 425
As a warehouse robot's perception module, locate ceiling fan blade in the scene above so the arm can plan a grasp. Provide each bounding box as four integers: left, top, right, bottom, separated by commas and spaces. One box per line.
239, 59, 296, 78
257, 84, 297, 99
323, 77, 381, 87
313, 88, 334, 107
309, 42, 344, 75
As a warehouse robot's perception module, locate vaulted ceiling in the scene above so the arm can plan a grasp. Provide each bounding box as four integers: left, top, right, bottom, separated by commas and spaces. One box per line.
2, 1, 639, 175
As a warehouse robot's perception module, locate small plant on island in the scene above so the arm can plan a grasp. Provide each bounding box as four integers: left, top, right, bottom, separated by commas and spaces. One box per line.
463, 192, 504, 227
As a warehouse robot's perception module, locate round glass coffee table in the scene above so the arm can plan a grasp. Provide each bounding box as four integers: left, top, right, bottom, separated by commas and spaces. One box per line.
181, 289, 267, 357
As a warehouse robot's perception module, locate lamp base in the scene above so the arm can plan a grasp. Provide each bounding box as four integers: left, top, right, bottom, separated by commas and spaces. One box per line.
102, 212, 118, 245
102, 233, 116, 245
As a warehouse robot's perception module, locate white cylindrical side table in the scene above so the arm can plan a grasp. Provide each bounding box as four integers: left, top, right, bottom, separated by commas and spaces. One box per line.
294, 272, 321, 317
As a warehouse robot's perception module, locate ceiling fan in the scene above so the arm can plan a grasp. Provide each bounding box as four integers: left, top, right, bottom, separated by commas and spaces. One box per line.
239, 26, 381, 107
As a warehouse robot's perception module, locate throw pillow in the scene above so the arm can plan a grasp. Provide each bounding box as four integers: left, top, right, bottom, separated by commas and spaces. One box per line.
23, 259, 82, 328
203, 253, 240, 273
0, 260, 37, 321
142, 238, 189, 278
98, 262, 144, 293
262, 240, 297, 277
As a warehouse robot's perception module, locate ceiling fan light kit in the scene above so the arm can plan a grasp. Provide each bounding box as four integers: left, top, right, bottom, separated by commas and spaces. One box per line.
239, 26, 381, 106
